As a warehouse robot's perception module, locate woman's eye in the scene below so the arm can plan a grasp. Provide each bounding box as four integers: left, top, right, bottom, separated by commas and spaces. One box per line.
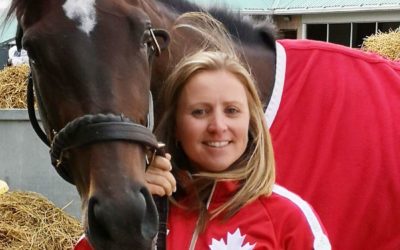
191, 109, 206, 117
226, 107, 239, 114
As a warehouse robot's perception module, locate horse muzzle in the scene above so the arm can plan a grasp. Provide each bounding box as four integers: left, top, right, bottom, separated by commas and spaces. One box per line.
86, 184, 158, 250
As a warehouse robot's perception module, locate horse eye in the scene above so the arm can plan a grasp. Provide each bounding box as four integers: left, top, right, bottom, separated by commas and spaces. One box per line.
144, 40, 151, 48
26, 50, 38, 64
22, 41, 37, 62
142, 30, 151, 42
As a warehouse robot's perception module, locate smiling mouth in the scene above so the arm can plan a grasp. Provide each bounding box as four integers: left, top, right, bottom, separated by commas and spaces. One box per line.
204, 141, 230, 147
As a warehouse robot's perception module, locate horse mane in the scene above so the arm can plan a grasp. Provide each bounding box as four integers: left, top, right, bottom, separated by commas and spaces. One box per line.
159, 0, 204, 14
5, 0, 26, 22
159, 0, 276, 50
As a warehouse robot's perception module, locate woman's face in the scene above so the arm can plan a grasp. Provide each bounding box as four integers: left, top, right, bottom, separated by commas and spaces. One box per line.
175, 69, 250, 172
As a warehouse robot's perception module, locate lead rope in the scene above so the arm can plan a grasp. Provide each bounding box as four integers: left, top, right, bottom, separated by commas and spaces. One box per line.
146, 28, 170, 250
147, 84, 168, 250
153, 146, 168, 250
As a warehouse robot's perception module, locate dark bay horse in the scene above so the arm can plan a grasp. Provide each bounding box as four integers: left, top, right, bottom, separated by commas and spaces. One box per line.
6, 1, 276, 249
6, 0, 174, 249
6, 0, 400, 249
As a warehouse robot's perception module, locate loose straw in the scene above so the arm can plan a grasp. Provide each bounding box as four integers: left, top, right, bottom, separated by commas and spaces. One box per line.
0, 65, 29, 109
0, 191, 83, 250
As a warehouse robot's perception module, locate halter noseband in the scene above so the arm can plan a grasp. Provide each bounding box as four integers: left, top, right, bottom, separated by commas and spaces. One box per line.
26, 27, 170, 184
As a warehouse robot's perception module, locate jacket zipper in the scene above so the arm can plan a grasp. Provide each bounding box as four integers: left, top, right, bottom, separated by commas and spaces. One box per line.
188, 181, 217, 250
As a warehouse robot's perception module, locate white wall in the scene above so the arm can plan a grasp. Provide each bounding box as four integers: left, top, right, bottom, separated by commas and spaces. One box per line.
0, 109, 81, 219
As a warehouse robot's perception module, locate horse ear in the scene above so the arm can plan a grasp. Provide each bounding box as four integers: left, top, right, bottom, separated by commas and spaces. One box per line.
16, 24, 23, 52
256, 25, 277, 51
18, 0, 45, 28
6, 0, 44, 51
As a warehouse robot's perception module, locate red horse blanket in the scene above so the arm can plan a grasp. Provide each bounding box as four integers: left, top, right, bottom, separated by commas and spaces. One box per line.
267, 39, 400, 250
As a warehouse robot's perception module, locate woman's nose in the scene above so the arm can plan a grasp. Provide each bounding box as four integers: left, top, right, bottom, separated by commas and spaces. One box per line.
207, 112, 228, 133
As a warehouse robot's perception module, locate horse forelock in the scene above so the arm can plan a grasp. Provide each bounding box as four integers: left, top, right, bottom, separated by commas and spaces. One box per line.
158, 0, 276, 50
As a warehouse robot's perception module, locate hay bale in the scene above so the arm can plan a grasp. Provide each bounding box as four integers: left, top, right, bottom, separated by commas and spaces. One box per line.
362, 29, 400, 61
0, 65, 29, 109
0, 191, 83, 250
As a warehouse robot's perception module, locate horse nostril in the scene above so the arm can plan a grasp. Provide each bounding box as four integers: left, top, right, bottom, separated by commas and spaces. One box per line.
140, 187, 159, 239
88, 197, 111, 240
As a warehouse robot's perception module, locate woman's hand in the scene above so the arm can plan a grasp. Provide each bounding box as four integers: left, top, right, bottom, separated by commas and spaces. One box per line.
145, 153, 176, 196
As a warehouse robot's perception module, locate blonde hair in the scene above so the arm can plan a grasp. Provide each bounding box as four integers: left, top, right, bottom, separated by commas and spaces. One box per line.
156, 12, 275, 222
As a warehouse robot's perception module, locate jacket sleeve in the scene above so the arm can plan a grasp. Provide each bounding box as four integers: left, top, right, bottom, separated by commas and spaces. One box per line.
269, 185, 331, 250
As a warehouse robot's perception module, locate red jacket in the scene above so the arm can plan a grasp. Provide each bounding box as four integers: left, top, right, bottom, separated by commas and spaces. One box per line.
268, 39, 400, 250
75, 182, 330, 250
168, 182, 330, 250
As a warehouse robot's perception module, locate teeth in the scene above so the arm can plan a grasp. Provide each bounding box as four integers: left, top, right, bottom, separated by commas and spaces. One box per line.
206, 141, 229, 147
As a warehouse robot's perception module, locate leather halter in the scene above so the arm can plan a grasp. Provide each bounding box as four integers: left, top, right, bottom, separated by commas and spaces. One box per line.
26, 28, 170, 184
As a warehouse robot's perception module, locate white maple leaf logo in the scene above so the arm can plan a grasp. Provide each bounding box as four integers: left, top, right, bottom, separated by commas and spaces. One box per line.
209, 228, 256, 250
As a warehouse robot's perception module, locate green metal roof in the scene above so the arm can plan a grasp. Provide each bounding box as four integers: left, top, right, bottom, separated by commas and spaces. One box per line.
188, 0, 400, 13
271, 0, 400, 14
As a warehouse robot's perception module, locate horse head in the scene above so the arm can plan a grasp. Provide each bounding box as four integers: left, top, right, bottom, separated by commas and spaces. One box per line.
7, 0, 170, 249
6, 0, 277, 249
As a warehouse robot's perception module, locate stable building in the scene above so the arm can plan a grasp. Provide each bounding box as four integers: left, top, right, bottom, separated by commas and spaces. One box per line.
190, 0, 400, 48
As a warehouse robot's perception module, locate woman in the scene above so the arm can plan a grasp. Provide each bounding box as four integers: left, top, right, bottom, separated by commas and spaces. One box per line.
144, 13, 330, 250
147, 50, 331, 249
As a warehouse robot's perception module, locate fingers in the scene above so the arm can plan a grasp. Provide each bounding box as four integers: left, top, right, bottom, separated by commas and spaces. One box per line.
151, 154, 172, 171
146, 183, 171, 197
145, 155, 176, 197
145, 169, 176, 196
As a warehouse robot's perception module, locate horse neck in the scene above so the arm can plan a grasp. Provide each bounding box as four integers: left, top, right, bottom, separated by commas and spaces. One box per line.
240, 44, 276, 108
